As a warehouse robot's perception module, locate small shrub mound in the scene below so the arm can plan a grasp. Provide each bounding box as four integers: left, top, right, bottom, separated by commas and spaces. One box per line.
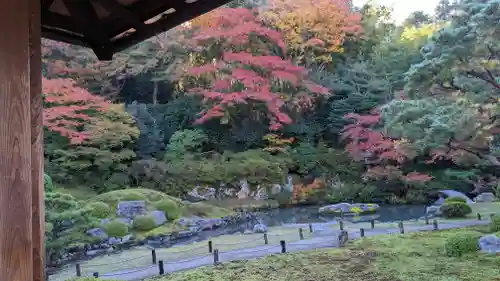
155, 199, 181, 220
490, 215, 500, 232
444, 231, 482, 257
87, 202, 112, 219
441, 202, 472, 218
102, 220, 128, 237
133, 215, 157, 231
444, 196, 467, 204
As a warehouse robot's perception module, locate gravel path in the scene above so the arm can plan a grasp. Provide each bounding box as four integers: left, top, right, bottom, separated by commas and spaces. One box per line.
83, 219, 492, 280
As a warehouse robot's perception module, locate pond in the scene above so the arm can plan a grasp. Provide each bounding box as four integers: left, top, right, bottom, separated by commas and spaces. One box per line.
166, 204, 427, 246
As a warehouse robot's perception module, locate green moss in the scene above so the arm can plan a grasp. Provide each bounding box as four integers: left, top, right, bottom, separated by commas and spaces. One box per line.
133, 215, 157, 231
155, 199, 181, 220
102, 220, 128, 237
491, 215, 500, 232
92, 189, 183, 209
181, 202, 233, 218
444, 196, 467, 204
138, 223, 185, 238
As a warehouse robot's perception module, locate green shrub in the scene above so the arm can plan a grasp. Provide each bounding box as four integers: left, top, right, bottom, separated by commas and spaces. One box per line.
133, 215, 157, 231
490, 215, 500, 232
102, 220, 128, 237
87, 202, 112, 219
155, 199, 181, 220
444, 231, 481, 257
121, 191, 147, 201
44, 173, 54, 192
441, 202, 472, 218
444, 196, 467, 204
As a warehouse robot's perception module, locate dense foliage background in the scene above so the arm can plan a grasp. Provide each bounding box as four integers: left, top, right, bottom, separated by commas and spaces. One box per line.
42, 0, 500, 207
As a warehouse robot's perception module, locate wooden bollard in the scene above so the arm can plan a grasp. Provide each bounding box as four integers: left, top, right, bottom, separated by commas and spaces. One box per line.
299, 228, 304, 240
213, 249, 220, 265
477, 213, 482, 220
433, 219, 438, 230
158, 260, 165, 275
398, 222, 404, 234
309, 223, 313, 233
339, 220, 344, 231
360, 228, 365, 237
264, 233, 268, 245
425, 215, 429, 225
75, 263, 81, 277
208, 240, 213, 253
280, 240, 286, 253
370, 220, 375, 229
93, 272, 99, 278
340, 210, 345, 218
151, 249, 157, 264
338, 232, 344, 246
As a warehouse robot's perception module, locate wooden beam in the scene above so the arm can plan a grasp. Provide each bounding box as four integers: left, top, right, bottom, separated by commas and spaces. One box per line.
30, 0, 45, 280
63, 0, 114, 60
0, 0, 36, 281
99, 0, 149, 34
112, 0, 233, 53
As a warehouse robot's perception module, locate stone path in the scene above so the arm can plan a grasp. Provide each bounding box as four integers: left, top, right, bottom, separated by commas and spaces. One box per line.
77, 219, 492, 281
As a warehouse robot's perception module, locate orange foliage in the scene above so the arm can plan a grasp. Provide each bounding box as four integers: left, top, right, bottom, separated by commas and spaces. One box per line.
291, 178, 326, 203
263, 0, 362, 64
263, 133, 295, 153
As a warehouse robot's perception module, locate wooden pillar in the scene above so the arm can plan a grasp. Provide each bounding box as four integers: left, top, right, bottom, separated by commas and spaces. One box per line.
0, 0, 43, 280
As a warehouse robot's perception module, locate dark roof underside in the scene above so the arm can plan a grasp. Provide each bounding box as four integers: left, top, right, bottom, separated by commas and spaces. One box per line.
42, 0, 233, 60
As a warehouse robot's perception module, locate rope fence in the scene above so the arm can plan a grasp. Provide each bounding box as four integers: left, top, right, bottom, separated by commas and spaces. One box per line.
54, 213, 495, 281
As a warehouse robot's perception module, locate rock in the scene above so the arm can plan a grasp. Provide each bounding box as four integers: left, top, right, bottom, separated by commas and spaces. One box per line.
252, 223, 268, 233
237, 179, 251, 199
117, 217, 133, 226
150, 210, 167, 226
116, 201, 147, 218
86, 228, 108, 240
270, 184, 282, 195
108, 237, 122, 245
475, 192, 495, 203
243, 229, 253, 235
100, 218, 110, 225
284, 175, 293, 192
319, 203, 380, 215
253, 186, 268, 200
121, 234, 133, 243
478, 234, 500, 253
426, 205, 442, 216
187, 186, 216, 201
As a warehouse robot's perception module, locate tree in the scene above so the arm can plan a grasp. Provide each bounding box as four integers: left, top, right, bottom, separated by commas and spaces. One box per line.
127, 102, 165, 159
263, 0, 362, 66
42, 77, 110, 144
185, 8, 330, 131
403, 11, 432, 27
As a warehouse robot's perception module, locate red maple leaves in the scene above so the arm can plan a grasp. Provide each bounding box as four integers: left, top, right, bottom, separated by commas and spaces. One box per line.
186, 8, 330, 130
43, 77, 109, 144
342, 112, 433, 182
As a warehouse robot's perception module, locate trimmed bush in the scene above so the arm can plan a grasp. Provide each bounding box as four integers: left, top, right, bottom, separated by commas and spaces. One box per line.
87, 202, 112, 219
444, 196, 467, 204
441, 202, 472, 218
491, 215, 500, 232
444, 231, 482, 257
102, 220, 128, 237
155, 199, 181, 220
133, 215, 157, 231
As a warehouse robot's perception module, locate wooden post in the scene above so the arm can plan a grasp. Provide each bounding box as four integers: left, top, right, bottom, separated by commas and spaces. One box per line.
75, 264, 81, 277
339, 221, 344, 231
477, 213, 482, 220
213, 249, 220, 265
360, 228, 365, 237
151, 249, 157, 264
425, 216, 429, 225
299, 228, 304, 240
0, 0, 44, 280
158, 260, 165, 275
208, 240, 213, 253
309, 224, 313, 233
433, 219, 438, 230
398, 222, 404, 234
280, 240, 286, 253
263, 233, 268, 245
370, 220, 375, 229
93, 272, 99, 278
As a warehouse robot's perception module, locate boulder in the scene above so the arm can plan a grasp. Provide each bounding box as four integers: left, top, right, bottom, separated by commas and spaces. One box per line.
86, 228, 108, 240
187, 186, 216, 201
426, 205, 442, 216
319, 203, 380, 215
108, 237, 122, 245
478, 234, 500, 253
150, 210, 167, 226
116, 200, 147, 218
237, 179, 251, 199
475, 192, 495, 203
252, 223, 268, 233
117, 217, 133, 226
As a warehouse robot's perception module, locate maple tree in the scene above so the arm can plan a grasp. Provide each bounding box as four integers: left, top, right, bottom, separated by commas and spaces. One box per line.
43, 77, 110, 144
185, 7, 330, 131
263, 0, 362, 66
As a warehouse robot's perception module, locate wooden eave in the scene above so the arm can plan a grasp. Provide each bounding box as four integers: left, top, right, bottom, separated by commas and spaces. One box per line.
41, 0, 233, 60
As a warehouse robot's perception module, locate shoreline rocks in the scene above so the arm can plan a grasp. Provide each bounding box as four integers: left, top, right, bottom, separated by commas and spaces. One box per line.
318, 203, 380, 215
